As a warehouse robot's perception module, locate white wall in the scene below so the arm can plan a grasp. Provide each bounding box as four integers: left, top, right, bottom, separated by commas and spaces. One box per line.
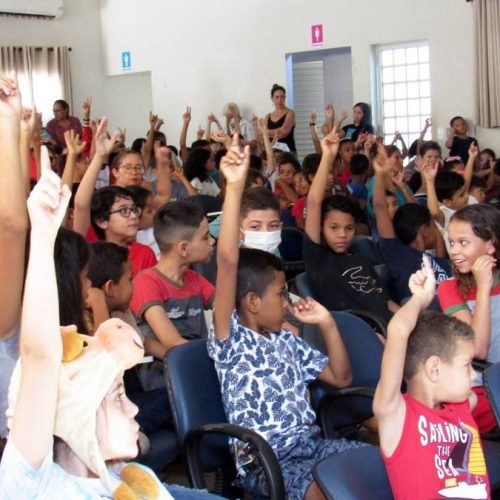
100, 0, 500, 153
0, 0, 105, 121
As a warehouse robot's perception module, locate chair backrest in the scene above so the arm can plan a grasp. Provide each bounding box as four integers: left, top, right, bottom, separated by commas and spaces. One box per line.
186, 195, 222, 217
301, 311, 384, 388
483, 362, 500, 428
294, 272, 317, 299
350, 235, 383, 267
313, 445, 392, 500
278, 227, 304, 262
164, 339, 232, 470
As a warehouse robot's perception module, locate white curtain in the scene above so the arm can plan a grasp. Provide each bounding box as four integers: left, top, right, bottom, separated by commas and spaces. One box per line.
0, 46, 72, 124
474, 0, 500, 127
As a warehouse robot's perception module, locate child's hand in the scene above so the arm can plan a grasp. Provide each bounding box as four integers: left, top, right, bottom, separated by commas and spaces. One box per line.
182, 106, 192, 124
20, 106, 37, 139
338, 110, 348, 121
257, 117, 268, 134
469, 142, 479, 158
310, 111, 317, 123
210, 130, 230, 146
64, 130, 86, 156
94, 117, 120, 157
154, 140, 171, 166
289, 297, 332, 326
27, 146, 71, 238
197, 125, 205, 140
0, 75, 22, 120
372, 142, 390, 175
171, 164, 186, 181
320, 128, 340, 158
421, 161, 438, 183
149, 111, 159, 128
82, 97, 92, 119
471, 255, 496, 290
408, 255, 436, 307
325, 103, 334, 121
392, 171, 405, 187
424, 117, 432, 129
219, 133, 249, 186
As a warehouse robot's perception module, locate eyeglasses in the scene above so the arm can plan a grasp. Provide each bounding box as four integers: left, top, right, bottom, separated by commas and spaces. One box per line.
119, 164, 145, 174
108, 206, 142, 218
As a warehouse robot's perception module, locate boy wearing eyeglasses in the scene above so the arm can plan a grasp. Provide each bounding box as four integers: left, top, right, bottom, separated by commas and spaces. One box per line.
91, 185, 157, 277
130, 201, 216, 360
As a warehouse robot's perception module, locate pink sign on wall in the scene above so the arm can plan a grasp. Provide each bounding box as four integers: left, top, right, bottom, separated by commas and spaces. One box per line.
311, 24, 324, 47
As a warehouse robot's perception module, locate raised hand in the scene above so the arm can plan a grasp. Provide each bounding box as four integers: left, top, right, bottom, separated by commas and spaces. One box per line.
149, 111, 159, 128
154, 118, 164, 131
408, 255, 436, 307
289, 297, 331, 326
20, 106, 37, 139
210, 130, 230, 147
197, 125, 205, 140
372, 142, 390, 175
469, 142, 479, 158
94, 117, 120, 157
320, 128, 340, 158
421, 161, 438, 182
182, 106, 191, 124
153, 140, 172, 165
310, 111, 317, 123
219, 133, 249, 186
27, 146, 71, 239
325, 103, 334, 122
0, 75, 22, 120
82, 97, 92, 119
64, 130, 86, 156
424, 117, 432, 129
338, 110, 348, 121
392, 171, 405, 187
471, 255, 496, 289
257, 117, 268, 135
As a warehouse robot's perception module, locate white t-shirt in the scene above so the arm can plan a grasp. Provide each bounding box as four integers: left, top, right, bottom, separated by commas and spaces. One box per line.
136, 227, 161, 260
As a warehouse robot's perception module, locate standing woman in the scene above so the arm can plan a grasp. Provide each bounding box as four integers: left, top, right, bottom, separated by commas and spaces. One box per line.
339, 102, 374, 141
46, 99, 82, 153
266, 84, 296, 153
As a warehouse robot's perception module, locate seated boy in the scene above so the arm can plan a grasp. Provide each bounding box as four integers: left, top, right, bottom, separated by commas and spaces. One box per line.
372, 149, 451, 302
130, 201, 215, 358
91, 185, 157, 276
209, 134, 365, 500
374, 256, 490, 499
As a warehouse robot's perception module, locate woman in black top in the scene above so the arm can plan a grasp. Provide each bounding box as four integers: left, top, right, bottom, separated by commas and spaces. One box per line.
339, 102, 374, 142
266, 84, 296, 153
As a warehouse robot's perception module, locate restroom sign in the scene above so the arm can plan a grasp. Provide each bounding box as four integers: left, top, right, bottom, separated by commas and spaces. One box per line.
121, 51, 131, 71
311, 24, 324, 47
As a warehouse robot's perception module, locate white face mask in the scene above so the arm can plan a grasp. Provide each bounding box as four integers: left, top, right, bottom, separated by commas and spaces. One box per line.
242, 230, 282, 254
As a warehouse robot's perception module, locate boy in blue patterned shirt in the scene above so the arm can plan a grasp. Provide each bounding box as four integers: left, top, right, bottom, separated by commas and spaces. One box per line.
208, 134, 365, 500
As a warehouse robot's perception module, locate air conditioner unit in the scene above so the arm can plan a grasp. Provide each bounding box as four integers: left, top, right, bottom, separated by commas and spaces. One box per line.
0, 0, 63, 19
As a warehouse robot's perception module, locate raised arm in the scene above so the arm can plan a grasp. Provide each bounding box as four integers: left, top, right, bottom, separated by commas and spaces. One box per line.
463, 143, 478, 191
305, 129, 339, 243
0, 76, 28, 339
73, 118, 118, 236
61, 130, 86, 188
373, 256, 436, 457
309, 111, 322, 154
10, 147, 71, 468
372, 149, 397, 239
214, 134, 249, 340
19, 106, 36, 194
179, 106, 191, 162
422, 161, 444, 226
152, 141, 173, 209
143, 112, 160, 170
258, 118, 275, 179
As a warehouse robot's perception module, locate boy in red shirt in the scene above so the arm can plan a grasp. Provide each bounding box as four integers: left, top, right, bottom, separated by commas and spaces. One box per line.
374, 256, 490, 499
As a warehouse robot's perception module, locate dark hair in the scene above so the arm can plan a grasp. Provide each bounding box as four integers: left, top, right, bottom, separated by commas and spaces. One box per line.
184, 148, 212, 182
214, 149, 227, 169
435, 171, 465, 202
470, 175, 487, 190
354, 102, 371, 124
350, 154, 370, 175
245, 169, 266, 190
442, 158, 464, 172
450, 204, 500, 298
393, 203, 432, 244
339, 138, 354, 148
167, 145, 179, 156
404, 311, 474, 379
249, 154, 264, 172
449, 116, 465, 127
54, 228, 89, 335
110, 148, 142, 171
321, 195, 358, 225
152, 131, 166, 146
494, 159, 500, 176
408, 139, 419, 158
302, 153, 322, 180
419, 141, 442, 159
384, 145, 400, 158
277, 153, 301, 172
271, 84, 286, 98
88, 242, 129, 288
190, 139, 210, 150
153, 201, 205, 252
240, 187, 280, 219
131, 138, 145, 154
236, 248, 284, 307
91, 186, 134, 240
481, 148, 496, 160
126, 185, 151, 210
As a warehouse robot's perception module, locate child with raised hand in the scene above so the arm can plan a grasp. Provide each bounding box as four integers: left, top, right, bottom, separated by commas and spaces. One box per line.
374, 256, 490, 500
445, 116, 479, 165
209, 133, 364, 500
1, 140, 222, 500
438, 203, 500, 433
304, 128, 398, 323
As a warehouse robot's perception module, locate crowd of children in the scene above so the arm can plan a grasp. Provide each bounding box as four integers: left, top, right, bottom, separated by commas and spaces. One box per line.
2, 70, 500, 500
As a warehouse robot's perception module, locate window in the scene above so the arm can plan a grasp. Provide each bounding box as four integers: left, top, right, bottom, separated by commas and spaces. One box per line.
374, 42, 431, 150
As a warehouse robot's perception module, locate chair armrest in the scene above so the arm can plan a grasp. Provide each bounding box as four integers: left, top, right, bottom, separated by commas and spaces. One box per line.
184, 423, 285, 500
344, 309, 387, 337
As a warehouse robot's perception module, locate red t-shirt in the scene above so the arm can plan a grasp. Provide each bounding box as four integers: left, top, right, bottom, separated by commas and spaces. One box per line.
383, 394, 490, 500
291, 196, 306, 221
334, 163, 351, 189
